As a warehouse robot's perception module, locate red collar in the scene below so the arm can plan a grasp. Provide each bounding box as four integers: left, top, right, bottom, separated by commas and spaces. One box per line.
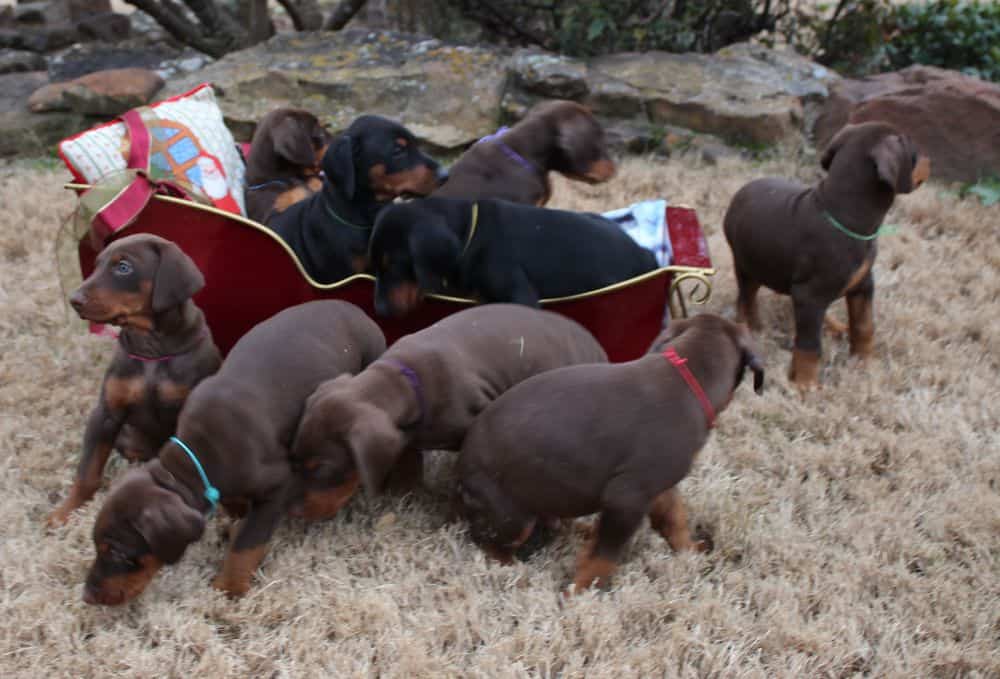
663, 347, 716, 428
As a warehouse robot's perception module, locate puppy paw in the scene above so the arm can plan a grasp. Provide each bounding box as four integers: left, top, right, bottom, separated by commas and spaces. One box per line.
45, 509, 70, 529
211, 574, 250, 599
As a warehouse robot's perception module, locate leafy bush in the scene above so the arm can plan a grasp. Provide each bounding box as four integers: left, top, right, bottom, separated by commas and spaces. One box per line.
882, 1, 1000, 82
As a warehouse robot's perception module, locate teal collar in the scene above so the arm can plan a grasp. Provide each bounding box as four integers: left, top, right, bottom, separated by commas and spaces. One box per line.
169, 435, 220, 514
822, 211, 896, 241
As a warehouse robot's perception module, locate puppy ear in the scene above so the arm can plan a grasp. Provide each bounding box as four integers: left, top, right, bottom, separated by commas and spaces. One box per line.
152, 241, 204, 313
555, 106, 597, 170
735, 325, 765, 394
871, 134, 912, 193
347, 411, 405, 497
322, 134, 356, 199
273, 115, 321, 168
134, 490, 205, 564
820, 126, 850, 171
409, 221, 461, 292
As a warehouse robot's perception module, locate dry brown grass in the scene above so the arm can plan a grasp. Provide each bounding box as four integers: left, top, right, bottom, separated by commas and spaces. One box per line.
1, 151, 998, 678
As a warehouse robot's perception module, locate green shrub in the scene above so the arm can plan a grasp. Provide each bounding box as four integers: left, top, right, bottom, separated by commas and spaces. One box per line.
882, 1, 1000, 82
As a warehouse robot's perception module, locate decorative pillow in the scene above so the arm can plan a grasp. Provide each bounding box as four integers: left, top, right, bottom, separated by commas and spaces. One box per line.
58, 83, 246, 216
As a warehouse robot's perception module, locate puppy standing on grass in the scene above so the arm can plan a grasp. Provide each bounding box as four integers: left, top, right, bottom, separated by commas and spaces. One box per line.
81, 301, 386, 605
244, 108, 333, 224
723, 121, 930, 390
290, 304, 608, 520
456, 314, 764, 593
434, 99, 617, 206
48, 234, 221, 527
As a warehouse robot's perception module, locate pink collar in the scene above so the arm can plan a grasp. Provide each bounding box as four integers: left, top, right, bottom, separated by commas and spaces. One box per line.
664, 347, 715, 428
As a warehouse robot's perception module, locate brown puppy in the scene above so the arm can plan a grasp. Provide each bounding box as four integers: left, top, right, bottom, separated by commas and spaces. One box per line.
435, 100, 616, 206
48, 234, 221, 527
244, 108, 333, 224
723, 121, 930, 389
456, 314, 764, 593
290, 304, 608, 520
82, 300, 386, 604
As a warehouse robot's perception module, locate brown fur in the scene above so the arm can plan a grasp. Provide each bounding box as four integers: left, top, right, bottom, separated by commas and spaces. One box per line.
290, 304, 609, 518
723, 122, 930, 391
82, 301, 386, 603
456, 314, 764, 593
47, 235, 221, 527
435, 100, 616, 205
244, 108, 332, 224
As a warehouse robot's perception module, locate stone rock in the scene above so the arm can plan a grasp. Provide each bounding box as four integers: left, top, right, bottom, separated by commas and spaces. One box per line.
67, 0, 113, 21
48, 39, 183, 82
77, 11, 131, 42
0, 71, 88, 156
0, 24, 79, 53
815, 65, 1000, 184
30, 67, 164, 114
586, 43, 838, 147
165, 32, 835, 154
164, 29, 512, 150
0, 48, 47, 74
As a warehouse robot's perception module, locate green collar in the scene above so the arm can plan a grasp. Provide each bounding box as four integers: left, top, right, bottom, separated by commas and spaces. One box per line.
324, 200, 371, 230
823, 211, 896, 240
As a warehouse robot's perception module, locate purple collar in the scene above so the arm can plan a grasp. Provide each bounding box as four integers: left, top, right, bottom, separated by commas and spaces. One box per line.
477, 126, 539, 174
383, 359, 427, 428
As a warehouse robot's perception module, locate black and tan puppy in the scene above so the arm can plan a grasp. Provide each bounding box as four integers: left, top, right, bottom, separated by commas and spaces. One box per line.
723, 121, 930, 389
269, 115, 446, 284
435, 100, 616, 206
48, 234, 221, 527
456, 314, 764, 593
82, 300, 386, 605
369, 197, 658, 316
244, 108, 333, 224
290, 304, 608, 519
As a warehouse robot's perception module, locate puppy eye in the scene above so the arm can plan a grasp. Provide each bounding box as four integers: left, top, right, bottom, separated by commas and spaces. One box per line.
108, 547, 136, 567
113, 260, 133, 276
392, 145, 406, 157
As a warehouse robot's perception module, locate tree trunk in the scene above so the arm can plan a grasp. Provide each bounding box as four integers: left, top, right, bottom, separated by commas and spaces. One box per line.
324, 0, 368, 31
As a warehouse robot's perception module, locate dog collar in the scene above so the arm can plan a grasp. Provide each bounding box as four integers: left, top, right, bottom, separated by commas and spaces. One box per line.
822, 211, 896, 241
322, 196, 371, 230
382, 359, 426, 428
461, 202, 480, 257
245, 178, 293, 191
663, 347, 716, 428
477, 127, 540, 174
169, 435, 220, 514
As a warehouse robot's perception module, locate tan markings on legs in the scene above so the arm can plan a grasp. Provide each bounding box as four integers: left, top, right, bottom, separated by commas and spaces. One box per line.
47, 441, 114, 527
299, 473, 360, 521
648, 487, 707, 552
912, 155, 931, 187
840, 257, 873, 297
789, 348, 821, 391
212, 543, 270, 598
847, 295, 875, 359
570, 552, 617, 593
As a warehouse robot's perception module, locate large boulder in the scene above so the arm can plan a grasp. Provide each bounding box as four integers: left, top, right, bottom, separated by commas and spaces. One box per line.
0, 71, 87, 156
164, 30, 512, 149
29, 67, 164, 115
815, 65, 1000, 184
165, 30, 836, 152
48, 39, 185, 82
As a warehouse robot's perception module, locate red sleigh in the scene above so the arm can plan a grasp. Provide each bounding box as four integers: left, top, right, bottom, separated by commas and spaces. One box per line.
68, 188, 714, 362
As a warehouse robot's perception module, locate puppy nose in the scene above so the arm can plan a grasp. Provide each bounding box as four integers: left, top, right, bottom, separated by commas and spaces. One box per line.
69, 290, 86, 312
436, 165, 450, 185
